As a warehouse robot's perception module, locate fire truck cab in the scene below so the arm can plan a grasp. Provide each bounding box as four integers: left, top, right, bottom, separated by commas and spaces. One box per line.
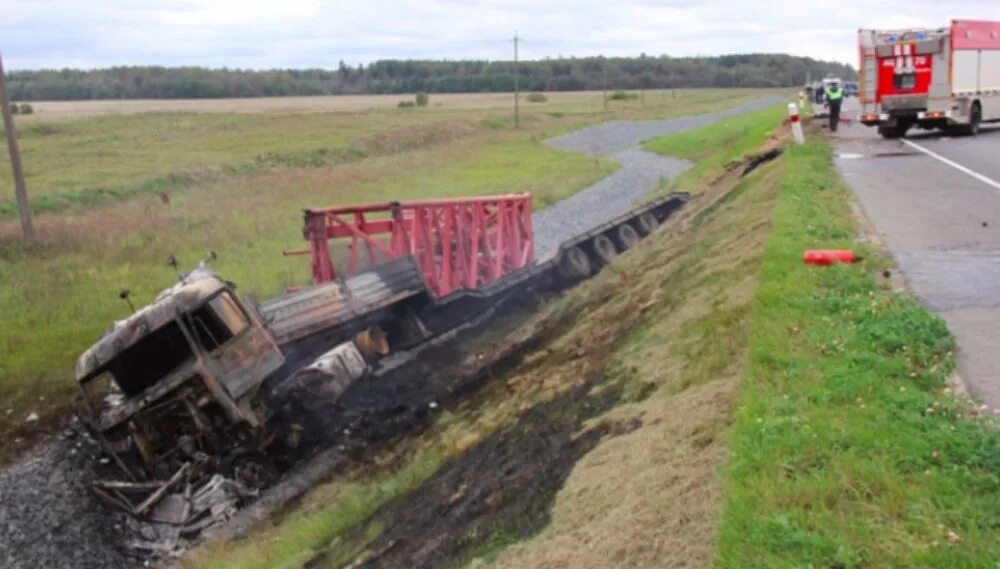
858, 20, 1000, 138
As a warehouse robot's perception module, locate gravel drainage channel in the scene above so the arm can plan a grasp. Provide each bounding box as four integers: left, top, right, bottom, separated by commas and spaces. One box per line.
534, 96, 784, 258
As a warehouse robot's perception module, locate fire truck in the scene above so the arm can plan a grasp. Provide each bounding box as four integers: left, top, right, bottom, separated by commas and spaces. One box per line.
858, 19, 1000, 138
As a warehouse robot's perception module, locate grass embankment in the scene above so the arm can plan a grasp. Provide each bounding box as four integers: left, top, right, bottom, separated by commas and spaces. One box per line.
0, 89, 772, 459
185, 102, 789, 569
716, 139, 1000, 567
645, 103, 785, 190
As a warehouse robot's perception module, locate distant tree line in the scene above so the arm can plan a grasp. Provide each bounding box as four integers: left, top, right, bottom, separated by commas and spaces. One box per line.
6, 54, 854, 101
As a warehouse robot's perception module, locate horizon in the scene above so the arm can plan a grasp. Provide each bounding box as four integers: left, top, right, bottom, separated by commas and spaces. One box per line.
4, 51, 854, 73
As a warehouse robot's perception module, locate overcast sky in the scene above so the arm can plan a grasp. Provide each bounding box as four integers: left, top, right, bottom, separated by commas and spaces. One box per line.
2, 1, 997, 70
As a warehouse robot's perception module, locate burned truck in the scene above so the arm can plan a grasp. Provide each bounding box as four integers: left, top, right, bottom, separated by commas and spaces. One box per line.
73, 192, 688, 526
74, 260, 400, 520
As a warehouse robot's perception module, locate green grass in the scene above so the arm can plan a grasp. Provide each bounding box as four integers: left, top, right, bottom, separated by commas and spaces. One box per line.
0, 111, 455, 213
644, 103, 786, 190
715, 139, 1000, 567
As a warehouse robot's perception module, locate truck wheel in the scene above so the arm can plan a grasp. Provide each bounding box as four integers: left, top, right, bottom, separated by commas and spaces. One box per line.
558, 246, 591, 281
615, 223, 641, 250
962, 103, 982, 136
878, 125, 906, 139
636, 212, 659, 235
590, 234, 617, 265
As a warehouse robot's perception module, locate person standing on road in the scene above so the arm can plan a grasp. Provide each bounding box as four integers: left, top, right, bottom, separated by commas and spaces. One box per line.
825, 80, 844, 132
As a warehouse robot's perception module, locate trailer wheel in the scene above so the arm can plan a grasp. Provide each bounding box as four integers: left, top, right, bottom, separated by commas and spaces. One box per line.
590, 234, 618, 265
558, 246, 591, 281
636, 212, 659, 235
615, 223, 641, 250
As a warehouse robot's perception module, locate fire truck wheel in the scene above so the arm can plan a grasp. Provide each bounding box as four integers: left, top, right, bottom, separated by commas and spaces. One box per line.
966, 103, 982, 136
558, 246, 591, 281
877, 125, 907, 139
615, 223, 641, 250
590, 234, 618, 265
636, 212, 659, 235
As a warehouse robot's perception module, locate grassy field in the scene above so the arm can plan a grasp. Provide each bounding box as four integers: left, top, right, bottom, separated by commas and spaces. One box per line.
716, 138, 1000, 567
0, 89, 769, 217
19, 89, 763, 118
0, 88, 777, 458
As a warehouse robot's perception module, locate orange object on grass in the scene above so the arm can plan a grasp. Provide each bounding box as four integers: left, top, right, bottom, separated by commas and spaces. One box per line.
803, 250, 861, 265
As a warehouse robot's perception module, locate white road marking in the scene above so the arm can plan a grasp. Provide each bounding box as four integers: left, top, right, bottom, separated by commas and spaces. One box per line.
837, 153, 864, 159
901, 139, 1000, 192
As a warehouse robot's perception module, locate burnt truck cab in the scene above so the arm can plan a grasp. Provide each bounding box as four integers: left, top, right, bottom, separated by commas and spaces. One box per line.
75, 267, 285, 481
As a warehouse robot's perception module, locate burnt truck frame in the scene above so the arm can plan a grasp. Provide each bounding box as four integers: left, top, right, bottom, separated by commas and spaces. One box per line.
75, 267, 286, 484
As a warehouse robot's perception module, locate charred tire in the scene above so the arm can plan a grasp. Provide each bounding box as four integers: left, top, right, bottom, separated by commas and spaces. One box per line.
558, 246, 592, 281
590, 234, 618, 265
636, 212, 659, 235
227, 451, 279, 490
615, 223, 641, 250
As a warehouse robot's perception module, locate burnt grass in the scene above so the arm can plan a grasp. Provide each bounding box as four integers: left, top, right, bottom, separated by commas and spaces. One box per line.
305, 372, 645, 569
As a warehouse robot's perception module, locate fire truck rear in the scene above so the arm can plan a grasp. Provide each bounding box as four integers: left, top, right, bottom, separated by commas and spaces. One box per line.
858, 20, 1000, 138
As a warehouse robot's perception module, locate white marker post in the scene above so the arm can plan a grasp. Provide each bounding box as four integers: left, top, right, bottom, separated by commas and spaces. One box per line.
788, 102, 805, 145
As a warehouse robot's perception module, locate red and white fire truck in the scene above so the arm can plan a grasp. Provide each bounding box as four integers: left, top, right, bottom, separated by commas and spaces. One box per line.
858, 19, 1000, 138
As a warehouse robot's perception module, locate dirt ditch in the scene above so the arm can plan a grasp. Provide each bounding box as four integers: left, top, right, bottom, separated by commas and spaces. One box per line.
307, 374, 646, 569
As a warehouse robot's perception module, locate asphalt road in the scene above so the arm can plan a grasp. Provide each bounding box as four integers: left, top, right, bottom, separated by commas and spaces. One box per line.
834, 100, 1000, 409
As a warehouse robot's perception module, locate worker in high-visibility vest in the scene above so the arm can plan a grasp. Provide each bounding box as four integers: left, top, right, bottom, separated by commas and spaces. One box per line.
824, 80, 844, 132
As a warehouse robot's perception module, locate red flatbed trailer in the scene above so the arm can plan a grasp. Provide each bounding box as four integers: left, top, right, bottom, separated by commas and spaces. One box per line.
266, 191, 688, 354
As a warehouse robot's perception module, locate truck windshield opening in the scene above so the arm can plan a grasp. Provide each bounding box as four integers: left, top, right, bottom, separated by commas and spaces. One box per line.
108, 321, 193, 397
189, 292, 249, 352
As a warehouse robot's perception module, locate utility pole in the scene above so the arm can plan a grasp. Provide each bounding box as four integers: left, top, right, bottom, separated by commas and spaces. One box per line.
602, 66, 608, 111
512, 32, 520, 128
0, 52, 33, 245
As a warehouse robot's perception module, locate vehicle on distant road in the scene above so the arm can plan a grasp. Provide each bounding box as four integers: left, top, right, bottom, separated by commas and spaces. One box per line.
858, 20, 1000, 138
843, 81, 859, 97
